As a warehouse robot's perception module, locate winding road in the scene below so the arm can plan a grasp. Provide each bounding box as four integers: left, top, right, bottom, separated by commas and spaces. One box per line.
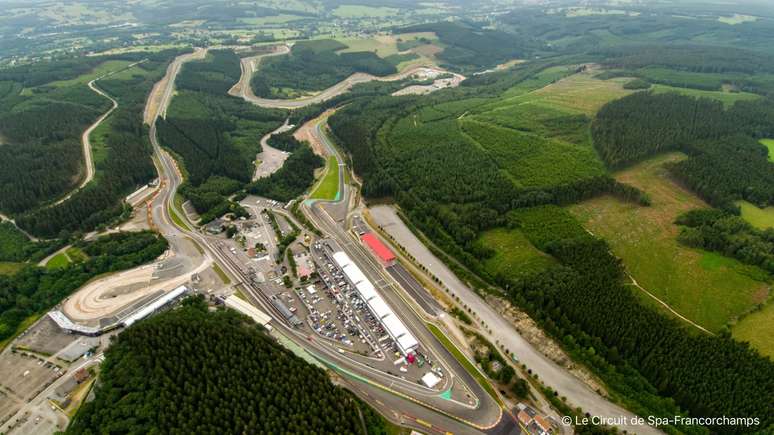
53, 60, 146, 207
230, 44, 462, 110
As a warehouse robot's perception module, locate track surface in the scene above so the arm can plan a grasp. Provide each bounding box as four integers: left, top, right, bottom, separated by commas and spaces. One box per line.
62, 53, 211, 325
231, 44, 459, 109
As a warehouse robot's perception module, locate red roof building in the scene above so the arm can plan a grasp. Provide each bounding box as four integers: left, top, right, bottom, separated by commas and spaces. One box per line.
361, 233, 396, 264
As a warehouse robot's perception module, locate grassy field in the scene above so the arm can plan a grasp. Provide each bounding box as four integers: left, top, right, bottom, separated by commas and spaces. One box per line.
476, 228, 556, 281
310, 156, 339, 200
737, 200, 774, 229
733, 303, 774, 359
337, 37, 400, 57
651, 84, 760, 107
507, 67, 633, 115
39, 60, 135, 88
66, 247, 88, 263
569, 152, 770, 333
425, 322, 502, 407
0, 262, 24, 275
761, 139, 774, 162
45, 252, 71, 270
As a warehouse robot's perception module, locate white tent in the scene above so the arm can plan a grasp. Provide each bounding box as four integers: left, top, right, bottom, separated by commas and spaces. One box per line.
421, 372, 441, 388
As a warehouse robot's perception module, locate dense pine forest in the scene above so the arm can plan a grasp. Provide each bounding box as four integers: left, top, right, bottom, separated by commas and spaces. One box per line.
0, 231, 167, 343
250, 39, 396, 98
592, 92, 774, 208
68, 298, 387, 435
0, 50, 185, 238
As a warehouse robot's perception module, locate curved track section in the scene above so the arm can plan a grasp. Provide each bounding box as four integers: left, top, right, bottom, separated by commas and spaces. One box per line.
61, 53, 211, 326
232, 44, 461, 109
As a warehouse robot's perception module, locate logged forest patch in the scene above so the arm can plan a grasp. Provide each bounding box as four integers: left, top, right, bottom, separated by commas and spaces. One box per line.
569, 153, 769, 333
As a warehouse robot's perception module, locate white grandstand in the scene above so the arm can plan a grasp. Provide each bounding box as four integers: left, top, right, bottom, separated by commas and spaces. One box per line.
332, 251, 419, 355
49, 285, 189, 335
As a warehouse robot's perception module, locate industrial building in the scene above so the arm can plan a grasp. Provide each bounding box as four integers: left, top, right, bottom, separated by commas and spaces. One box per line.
361, 233, 396, 265
331, 251, 419, 356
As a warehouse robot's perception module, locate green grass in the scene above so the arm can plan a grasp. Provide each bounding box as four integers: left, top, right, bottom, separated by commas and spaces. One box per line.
733, 302, 774, 359
337, 38, 399, 58
425, 322, 502, 407
66, 247, 88, 263
737, 200, 774, 230
168, 203, 191, 232
0, 262, 24, 275
46, 252, 71, 270
760, 139, 774, 162
568, 153, 769, 333
310, 156, 339, 200
650, 84, 760, 107
460, 119, 606, 189
212, 263, 231, 285
476, 227, 556, 281
38, 60, 135, 88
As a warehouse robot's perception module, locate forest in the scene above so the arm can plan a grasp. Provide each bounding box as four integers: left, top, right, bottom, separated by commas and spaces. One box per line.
157, 49, 287, 220
328, 62, 774, 433
247, 146, 323, 202
676, 209, 774, 274
499, 207, 774, 433
68, 297, 387, 435
2, 50, 184, 238
397, 21, 535, 71
250, 39, 396, 98
0, 231, 167, 343
592, 92, 774, 208
0, 223, 62, 263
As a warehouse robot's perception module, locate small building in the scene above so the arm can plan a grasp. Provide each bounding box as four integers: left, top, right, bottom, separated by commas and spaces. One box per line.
74, 368, 90, 384
361, 233, 396, 265
421, 372, 441, 388
205, 218, 225, 235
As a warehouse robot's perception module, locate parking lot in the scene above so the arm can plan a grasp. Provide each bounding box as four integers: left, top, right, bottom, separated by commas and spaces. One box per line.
309, 240, 441, 383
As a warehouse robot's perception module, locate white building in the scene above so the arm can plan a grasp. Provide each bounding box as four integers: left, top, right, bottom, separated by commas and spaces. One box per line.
332, 251, 419, 355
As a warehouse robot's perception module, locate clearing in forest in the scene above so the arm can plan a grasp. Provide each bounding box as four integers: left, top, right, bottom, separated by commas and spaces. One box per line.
568, 152, 770, 334
476, 227, 556, 281
737, 200, 774, 230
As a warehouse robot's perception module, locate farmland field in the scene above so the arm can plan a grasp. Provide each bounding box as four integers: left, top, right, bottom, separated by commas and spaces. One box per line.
569, 153, 770, 333
737, 200, 774, 229
476, 227, 556, 281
